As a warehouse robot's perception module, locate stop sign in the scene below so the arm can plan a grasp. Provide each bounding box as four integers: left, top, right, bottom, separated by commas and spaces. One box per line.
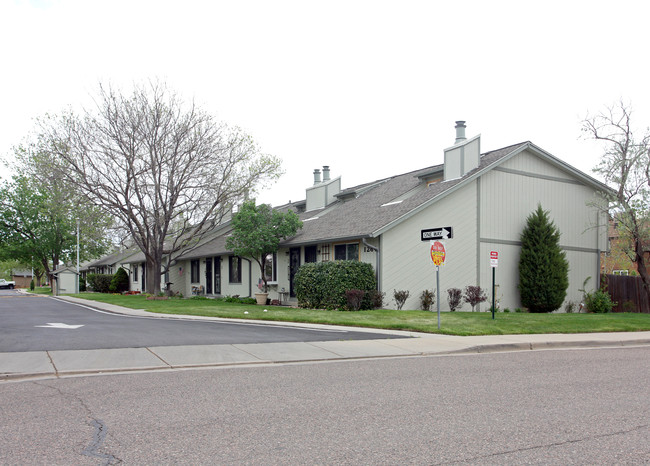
430, 241, 446, 266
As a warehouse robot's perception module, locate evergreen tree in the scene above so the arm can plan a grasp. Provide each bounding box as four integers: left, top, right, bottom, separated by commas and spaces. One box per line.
518, 205, 569, 312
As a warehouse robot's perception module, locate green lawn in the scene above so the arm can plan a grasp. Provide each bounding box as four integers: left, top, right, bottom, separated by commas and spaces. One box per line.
27, 287, 53, 295
68, 293, 650, 336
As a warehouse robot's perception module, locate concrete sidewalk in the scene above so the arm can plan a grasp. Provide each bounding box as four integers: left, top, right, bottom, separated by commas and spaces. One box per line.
2, 295, 650, 381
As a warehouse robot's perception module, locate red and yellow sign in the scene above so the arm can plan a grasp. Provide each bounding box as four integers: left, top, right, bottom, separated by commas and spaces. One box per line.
430, 241, 446, 266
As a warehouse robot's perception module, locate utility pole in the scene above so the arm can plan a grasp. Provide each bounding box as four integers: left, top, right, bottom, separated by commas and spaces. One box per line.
76, 219, 80, 294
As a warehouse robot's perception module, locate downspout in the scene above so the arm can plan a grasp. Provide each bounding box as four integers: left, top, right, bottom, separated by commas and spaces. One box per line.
362, 238, 380, 292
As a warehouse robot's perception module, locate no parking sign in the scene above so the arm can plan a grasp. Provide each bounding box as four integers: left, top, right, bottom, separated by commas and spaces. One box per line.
430, 241, 446, 266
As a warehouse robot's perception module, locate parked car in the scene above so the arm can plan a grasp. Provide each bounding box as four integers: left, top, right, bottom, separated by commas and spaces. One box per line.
0, 279, 16, 289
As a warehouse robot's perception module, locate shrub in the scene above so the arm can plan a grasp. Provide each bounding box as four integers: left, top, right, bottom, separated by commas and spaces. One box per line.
367, 290, 385, 309
30, 279, 35, 291
518, 205, 569, 312
109, 267, 130, 293
86, 273, 113, 293
345, 289, 366, 311
393, 290, 410, 310
79, 279, 86, 292
584, 290, 615, 313
447, 287, 462, 311
463, 285, 487, 312
564, 301, 577, 313
294, 261, 377, 309
420, 289, 435, 311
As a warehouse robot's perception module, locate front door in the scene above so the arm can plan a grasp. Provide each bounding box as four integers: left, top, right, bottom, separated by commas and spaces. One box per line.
205, 258, 213, 295
289, 247, 301, 297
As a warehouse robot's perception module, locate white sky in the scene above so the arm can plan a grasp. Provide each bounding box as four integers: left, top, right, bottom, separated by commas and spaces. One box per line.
1, 0, 649, 207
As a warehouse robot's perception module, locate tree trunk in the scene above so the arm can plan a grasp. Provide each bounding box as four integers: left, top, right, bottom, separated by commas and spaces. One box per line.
634, 238, 650, 312
146, 257, 162, 295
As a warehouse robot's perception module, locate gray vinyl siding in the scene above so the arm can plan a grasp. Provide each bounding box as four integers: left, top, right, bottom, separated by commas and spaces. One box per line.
478, 149, 606, 309
380, 181, 478, 311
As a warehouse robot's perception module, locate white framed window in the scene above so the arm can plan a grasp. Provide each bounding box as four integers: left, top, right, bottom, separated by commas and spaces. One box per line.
334, 242, 359, 261
613, 269, 629, 276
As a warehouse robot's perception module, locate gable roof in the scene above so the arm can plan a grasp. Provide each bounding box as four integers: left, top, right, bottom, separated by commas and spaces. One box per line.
118, 139, 614, 261
280, 141, 611, 246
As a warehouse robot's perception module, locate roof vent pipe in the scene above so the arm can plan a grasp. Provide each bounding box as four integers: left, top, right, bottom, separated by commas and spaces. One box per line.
322, 165, 330, 182
455, 121, 467, 144
313, 169, 321, 185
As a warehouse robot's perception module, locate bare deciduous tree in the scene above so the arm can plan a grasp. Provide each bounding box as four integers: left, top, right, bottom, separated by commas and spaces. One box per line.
40, 81, 282, 294
582, 101, 650, 306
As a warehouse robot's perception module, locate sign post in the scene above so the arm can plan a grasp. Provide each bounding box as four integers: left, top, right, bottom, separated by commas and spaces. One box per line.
430, 240, 446, 329
490, 251, 498, 320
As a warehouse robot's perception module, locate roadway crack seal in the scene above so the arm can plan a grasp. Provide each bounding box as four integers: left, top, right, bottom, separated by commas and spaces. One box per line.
434, 423, 650, 465
45, 351, 59, 378
32, 381, 122, 464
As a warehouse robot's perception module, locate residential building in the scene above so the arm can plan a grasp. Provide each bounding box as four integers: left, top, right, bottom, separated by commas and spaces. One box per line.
123, 121, 610, 310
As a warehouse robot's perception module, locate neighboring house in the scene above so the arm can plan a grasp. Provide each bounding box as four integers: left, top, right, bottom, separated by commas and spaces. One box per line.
81, 249, 139, 288
126, 121, 610, 310
11, 269, 33, 288
600, 218, 650, 277
51, 266, 78, 295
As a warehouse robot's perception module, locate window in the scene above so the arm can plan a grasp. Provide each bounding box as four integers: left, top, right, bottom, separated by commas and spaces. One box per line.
190, 260, 200, 283
305, 245, 318, 263
229, 256, 242, 284
132, 265, 138, 282
321, 244, 330, 262
334, 242, 359, 261
613, 270, 629, 276
263, 253, 277, 282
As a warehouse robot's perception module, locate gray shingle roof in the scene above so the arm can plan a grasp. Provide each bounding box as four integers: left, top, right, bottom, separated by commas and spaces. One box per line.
119, 140, 611, 261
281, 142, 528, 245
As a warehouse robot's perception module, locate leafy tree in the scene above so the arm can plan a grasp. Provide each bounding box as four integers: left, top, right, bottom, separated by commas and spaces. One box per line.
582, 101, 650, 305
36, 81, 282, 294
518, 205, 569, 312
226, 201, 302, 293
0, 174, 110, 283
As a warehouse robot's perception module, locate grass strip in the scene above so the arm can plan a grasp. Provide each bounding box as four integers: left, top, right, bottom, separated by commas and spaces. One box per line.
67, 293, 650, 336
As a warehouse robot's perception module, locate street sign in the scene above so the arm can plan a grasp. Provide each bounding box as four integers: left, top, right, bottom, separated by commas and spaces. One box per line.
421, 227, 453, 241
430, 241, 446, 266
490, 250, 498, 268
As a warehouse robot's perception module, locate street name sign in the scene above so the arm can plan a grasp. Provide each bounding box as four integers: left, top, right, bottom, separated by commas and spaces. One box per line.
421, 227, 453, 241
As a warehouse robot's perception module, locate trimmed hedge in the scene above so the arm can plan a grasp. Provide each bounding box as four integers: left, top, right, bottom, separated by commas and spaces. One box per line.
294, 261, 377, 310
86, 273, 113, 293
109, 267, 130, 293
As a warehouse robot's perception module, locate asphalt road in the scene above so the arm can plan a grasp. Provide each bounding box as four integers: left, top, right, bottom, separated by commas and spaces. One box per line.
1, 346, 648, 464
0, 290, 399, 352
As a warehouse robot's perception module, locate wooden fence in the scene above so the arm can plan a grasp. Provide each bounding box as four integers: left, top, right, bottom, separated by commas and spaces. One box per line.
604, 274, 650, 313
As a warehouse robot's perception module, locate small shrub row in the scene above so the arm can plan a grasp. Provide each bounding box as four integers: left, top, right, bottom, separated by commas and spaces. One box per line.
393, 286, 488, 311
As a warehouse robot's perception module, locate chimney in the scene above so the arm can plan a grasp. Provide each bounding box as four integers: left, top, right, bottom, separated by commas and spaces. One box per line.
322, 165, 330, 182
313, 169, 321, 185
454, 121, 467, 144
